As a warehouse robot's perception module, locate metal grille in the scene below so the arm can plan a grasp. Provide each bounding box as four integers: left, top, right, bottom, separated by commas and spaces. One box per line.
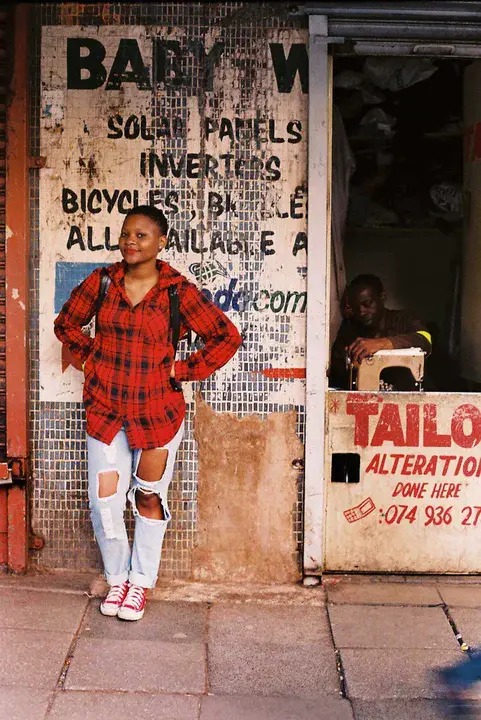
30, 2, 307, 577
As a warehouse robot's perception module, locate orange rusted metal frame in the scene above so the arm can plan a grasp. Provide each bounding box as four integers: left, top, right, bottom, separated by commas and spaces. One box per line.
5, 3, 30, 572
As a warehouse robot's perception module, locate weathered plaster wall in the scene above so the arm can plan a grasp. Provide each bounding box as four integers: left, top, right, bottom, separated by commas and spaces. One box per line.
193, 395, 302, 582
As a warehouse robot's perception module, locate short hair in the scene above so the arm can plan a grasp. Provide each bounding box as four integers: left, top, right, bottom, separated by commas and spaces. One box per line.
124, 205, 168, 236
347, 274, 384, 301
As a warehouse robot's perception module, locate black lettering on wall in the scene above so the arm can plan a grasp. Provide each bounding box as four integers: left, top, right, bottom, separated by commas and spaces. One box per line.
106, 39, 151, 90
293, 231, 307, 256
107, 114, 123, 139
62, 188, 78, 213
265, 156, 281, 181
165, 191, 179, 214
208, 192, 237, 218
87, 226, 104, 251
62, 188, 138, 214
261, 231, 275, 255
108, 114, 184, 140
105, 227, 119, 252
153, 39, 184, 87
287, 120, 302, 143
67, 38, 107, 90
66, 226, 117, 251
66, 226, 85, 251
140, 152, 281, 181
188, 40, 225, 91
269, 119, 284, 143
210, 231, 226, 254
269, 43, 308, 94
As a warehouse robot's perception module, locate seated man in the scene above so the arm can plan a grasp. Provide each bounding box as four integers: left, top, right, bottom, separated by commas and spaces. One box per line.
329, 274, 432, 390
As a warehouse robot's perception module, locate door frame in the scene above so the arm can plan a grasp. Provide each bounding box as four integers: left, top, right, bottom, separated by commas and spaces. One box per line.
303, 14, 332, 576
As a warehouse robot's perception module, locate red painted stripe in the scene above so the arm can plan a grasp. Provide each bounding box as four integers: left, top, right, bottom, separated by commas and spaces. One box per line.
0, 489, 6, 534
0, 533, 7, 565
258, 368, 306, 379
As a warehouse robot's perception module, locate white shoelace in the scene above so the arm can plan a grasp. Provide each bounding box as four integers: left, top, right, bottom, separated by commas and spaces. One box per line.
124, 584, 145, 609
104, 582, 128, 604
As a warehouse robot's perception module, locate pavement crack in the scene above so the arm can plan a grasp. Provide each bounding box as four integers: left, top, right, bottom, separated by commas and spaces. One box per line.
441, 603, 471, 653
56, 597, 92, 689
43, 596, 92, 718
325, 605, 348, 699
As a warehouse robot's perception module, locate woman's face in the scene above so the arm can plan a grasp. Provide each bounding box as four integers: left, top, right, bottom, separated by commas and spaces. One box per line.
119, 214, 166, 267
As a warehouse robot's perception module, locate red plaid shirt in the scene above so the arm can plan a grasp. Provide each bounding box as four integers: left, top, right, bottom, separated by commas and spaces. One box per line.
54, 260, 242, 449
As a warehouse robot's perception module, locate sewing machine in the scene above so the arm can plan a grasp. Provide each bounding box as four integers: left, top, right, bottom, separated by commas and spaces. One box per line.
351, 348, 425, 392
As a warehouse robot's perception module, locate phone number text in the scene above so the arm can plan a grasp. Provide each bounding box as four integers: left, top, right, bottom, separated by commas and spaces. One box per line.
379, 505, 481, 526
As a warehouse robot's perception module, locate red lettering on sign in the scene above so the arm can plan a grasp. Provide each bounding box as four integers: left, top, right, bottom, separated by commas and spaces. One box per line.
406, 404, 420, 446
365, 453, 380, 473
424, 455, 438, 475
431, 482, 462, 499
391, 453, 404, 474
378, 454, 389, 474
463, 456, 477, 477
346, 396, 380, 447
451, 404, 481, 449
371, 404, 405, 447
393, 481, 428, 499
439, 455, 456, 476
345, 394, 481, 453
412, 454, 427, 474
401, 454, 415, 475
423, 405, 451, 447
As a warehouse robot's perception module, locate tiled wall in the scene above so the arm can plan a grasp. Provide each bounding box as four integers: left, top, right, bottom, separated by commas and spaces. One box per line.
30, 2, 307, 577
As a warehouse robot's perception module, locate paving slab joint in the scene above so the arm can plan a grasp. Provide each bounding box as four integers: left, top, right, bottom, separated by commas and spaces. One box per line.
204, 602, 212, 698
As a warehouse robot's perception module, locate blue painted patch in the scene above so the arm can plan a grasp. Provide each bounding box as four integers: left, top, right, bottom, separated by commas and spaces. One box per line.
54, 262, 110, 312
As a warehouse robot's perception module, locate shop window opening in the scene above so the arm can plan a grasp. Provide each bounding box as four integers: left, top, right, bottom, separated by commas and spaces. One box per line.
331, 452, 361, 483
328, 52, 476, 394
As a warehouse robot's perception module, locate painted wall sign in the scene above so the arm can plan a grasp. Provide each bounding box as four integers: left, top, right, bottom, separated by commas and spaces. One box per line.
40, 26, 308, 401
326, 391, 481, 573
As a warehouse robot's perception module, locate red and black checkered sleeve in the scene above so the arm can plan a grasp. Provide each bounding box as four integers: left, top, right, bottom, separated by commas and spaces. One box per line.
174, 281, 242, 382
53, 269, 102, 363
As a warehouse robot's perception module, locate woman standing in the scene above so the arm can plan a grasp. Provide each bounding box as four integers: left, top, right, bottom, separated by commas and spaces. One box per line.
54, 206, 242, 620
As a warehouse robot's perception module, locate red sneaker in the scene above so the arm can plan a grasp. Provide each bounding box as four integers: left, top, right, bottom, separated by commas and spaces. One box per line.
118, 584, 147, 621
99, 581, 129, 617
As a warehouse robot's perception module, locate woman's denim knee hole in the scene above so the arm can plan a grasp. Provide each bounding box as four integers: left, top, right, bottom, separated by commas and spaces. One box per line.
128, 484, 172, 523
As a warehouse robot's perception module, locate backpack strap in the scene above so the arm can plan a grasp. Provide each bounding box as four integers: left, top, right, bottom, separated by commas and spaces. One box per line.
94, 269, 111, 334
168, 284, 182, 392
168, 284, 181, 356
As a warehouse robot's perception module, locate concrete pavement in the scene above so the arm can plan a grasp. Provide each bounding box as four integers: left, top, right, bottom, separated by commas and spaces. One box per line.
0, 571, 480, 719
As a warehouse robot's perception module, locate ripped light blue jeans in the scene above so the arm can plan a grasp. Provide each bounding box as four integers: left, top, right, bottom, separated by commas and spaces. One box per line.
87, 422, 184, 589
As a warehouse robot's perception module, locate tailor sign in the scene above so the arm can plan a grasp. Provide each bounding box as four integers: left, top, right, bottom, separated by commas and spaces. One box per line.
325, 392, 481, 573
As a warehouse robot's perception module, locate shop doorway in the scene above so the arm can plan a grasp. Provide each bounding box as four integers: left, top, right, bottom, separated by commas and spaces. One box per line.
324, 51, 481, 573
